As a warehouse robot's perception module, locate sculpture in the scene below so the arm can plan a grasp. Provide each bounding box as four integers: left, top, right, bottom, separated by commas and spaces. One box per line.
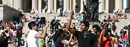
83, 0, 100, 22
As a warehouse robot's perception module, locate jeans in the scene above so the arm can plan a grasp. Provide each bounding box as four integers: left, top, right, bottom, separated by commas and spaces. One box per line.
17, 35, 22, 46
51, 45, 54, 47
122, 40, 127, 47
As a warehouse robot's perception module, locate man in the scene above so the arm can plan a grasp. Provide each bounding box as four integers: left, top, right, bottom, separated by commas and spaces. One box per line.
92, 24, 101, 47
17, 26, 22, 46
92, 24, 101, 38
67, 10, 97, 47
27, 21, 49, 47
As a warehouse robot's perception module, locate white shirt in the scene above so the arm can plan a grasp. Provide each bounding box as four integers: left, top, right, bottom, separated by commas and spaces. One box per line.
56, 17, 60, 20
0, 30, 4, 36
27, 30, 38, 47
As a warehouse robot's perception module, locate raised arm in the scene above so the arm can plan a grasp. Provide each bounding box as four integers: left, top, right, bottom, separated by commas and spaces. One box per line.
61, 34, 73, 46
98, 29, 105, 47
36, 22, 49, 39
67, 10, 75, 34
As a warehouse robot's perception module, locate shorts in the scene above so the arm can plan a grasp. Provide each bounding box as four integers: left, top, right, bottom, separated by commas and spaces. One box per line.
9, 34, 13, 38
13, 36, 16, 42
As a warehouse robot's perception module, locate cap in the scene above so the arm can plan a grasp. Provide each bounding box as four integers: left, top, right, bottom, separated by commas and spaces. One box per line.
28, 21, 38, 29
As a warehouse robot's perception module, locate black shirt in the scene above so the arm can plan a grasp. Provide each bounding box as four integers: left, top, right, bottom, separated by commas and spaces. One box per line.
74, 30, 97, 47
93, 34, 100, 47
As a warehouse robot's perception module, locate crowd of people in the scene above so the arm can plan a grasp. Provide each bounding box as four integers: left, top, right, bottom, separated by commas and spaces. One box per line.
0, 11, 26, 47
0, 8, 129, 47
26, 10, 129, 47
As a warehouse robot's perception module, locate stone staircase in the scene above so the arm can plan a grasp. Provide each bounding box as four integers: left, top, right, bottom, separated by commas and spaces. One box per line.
99, 13, 130, 35
23, 13, 130, 35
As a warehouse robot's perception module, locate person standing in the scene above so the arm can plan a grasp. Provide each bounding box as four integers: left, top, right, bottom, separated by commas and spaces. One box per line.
111, 22, 116, 33
17, 26, 22, 46
12, 27, 17, 47
67, 10, 97, 47
53, 29, 74, 47
98, 29, 114, 47
27, 21, 49, 47
92, 24, 101, 47
122, 31, 129, 47
79, 14, 82, 25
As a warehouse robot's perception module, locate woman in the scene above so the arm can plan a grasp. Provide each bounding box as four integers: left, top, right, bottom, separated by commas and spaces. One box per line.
98, 29, 114, 47
53, 29, 74, 47
122, 31, 128, 47
6, 27, 13, 46
64, 31, 77, 47
12, 27, 17, 47
120, 29, 124, 40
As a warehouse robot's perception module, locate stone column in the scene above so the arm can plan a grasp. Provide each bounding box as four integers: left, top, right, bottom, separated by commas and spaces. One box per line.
38, 0, 42, 13
2, 0, 7, 5
14, 0, 22, 9
123, 0, 130, 13
2, 0, 4, 4
64, 0, 70, 11
123, 0, 129, 9
79, 0, 85, 13
54, 0, 57, 13
115, 0, 123, 11
105, 0, 109, 13
99, 0, 105, 12
47, 0, 54, 12
73, 0, 76, 13
10, 0, 14, 7
32, 0, 38, 10
84, 0, 87, 5
70, 0, 72, 10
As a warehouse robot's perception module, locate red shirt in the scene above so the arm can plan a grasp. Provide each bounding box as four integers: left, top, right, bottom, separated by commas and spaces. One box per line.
99, 36, 112, 47
7, 24, 12, 27
72, 25, 75, 28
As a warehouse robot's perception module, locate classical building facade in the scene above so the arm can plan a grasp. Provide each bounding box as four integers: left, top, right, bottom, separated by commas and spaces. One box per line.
2, 0, 130, 13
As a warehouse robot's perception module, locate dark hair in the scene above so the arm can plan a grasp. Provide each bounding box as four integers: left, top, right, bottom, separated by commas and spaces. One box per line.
101, 29, 109, 42
53, 29, 65, 42
92, 24, 101, 31
1, 32, 7, 37
124, 31, 127, 34
81, 21, 89, 27
112, 22, 115, 24
65, 31, 69, 35
5, 30, 8, 33
73, 23, 75, 24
